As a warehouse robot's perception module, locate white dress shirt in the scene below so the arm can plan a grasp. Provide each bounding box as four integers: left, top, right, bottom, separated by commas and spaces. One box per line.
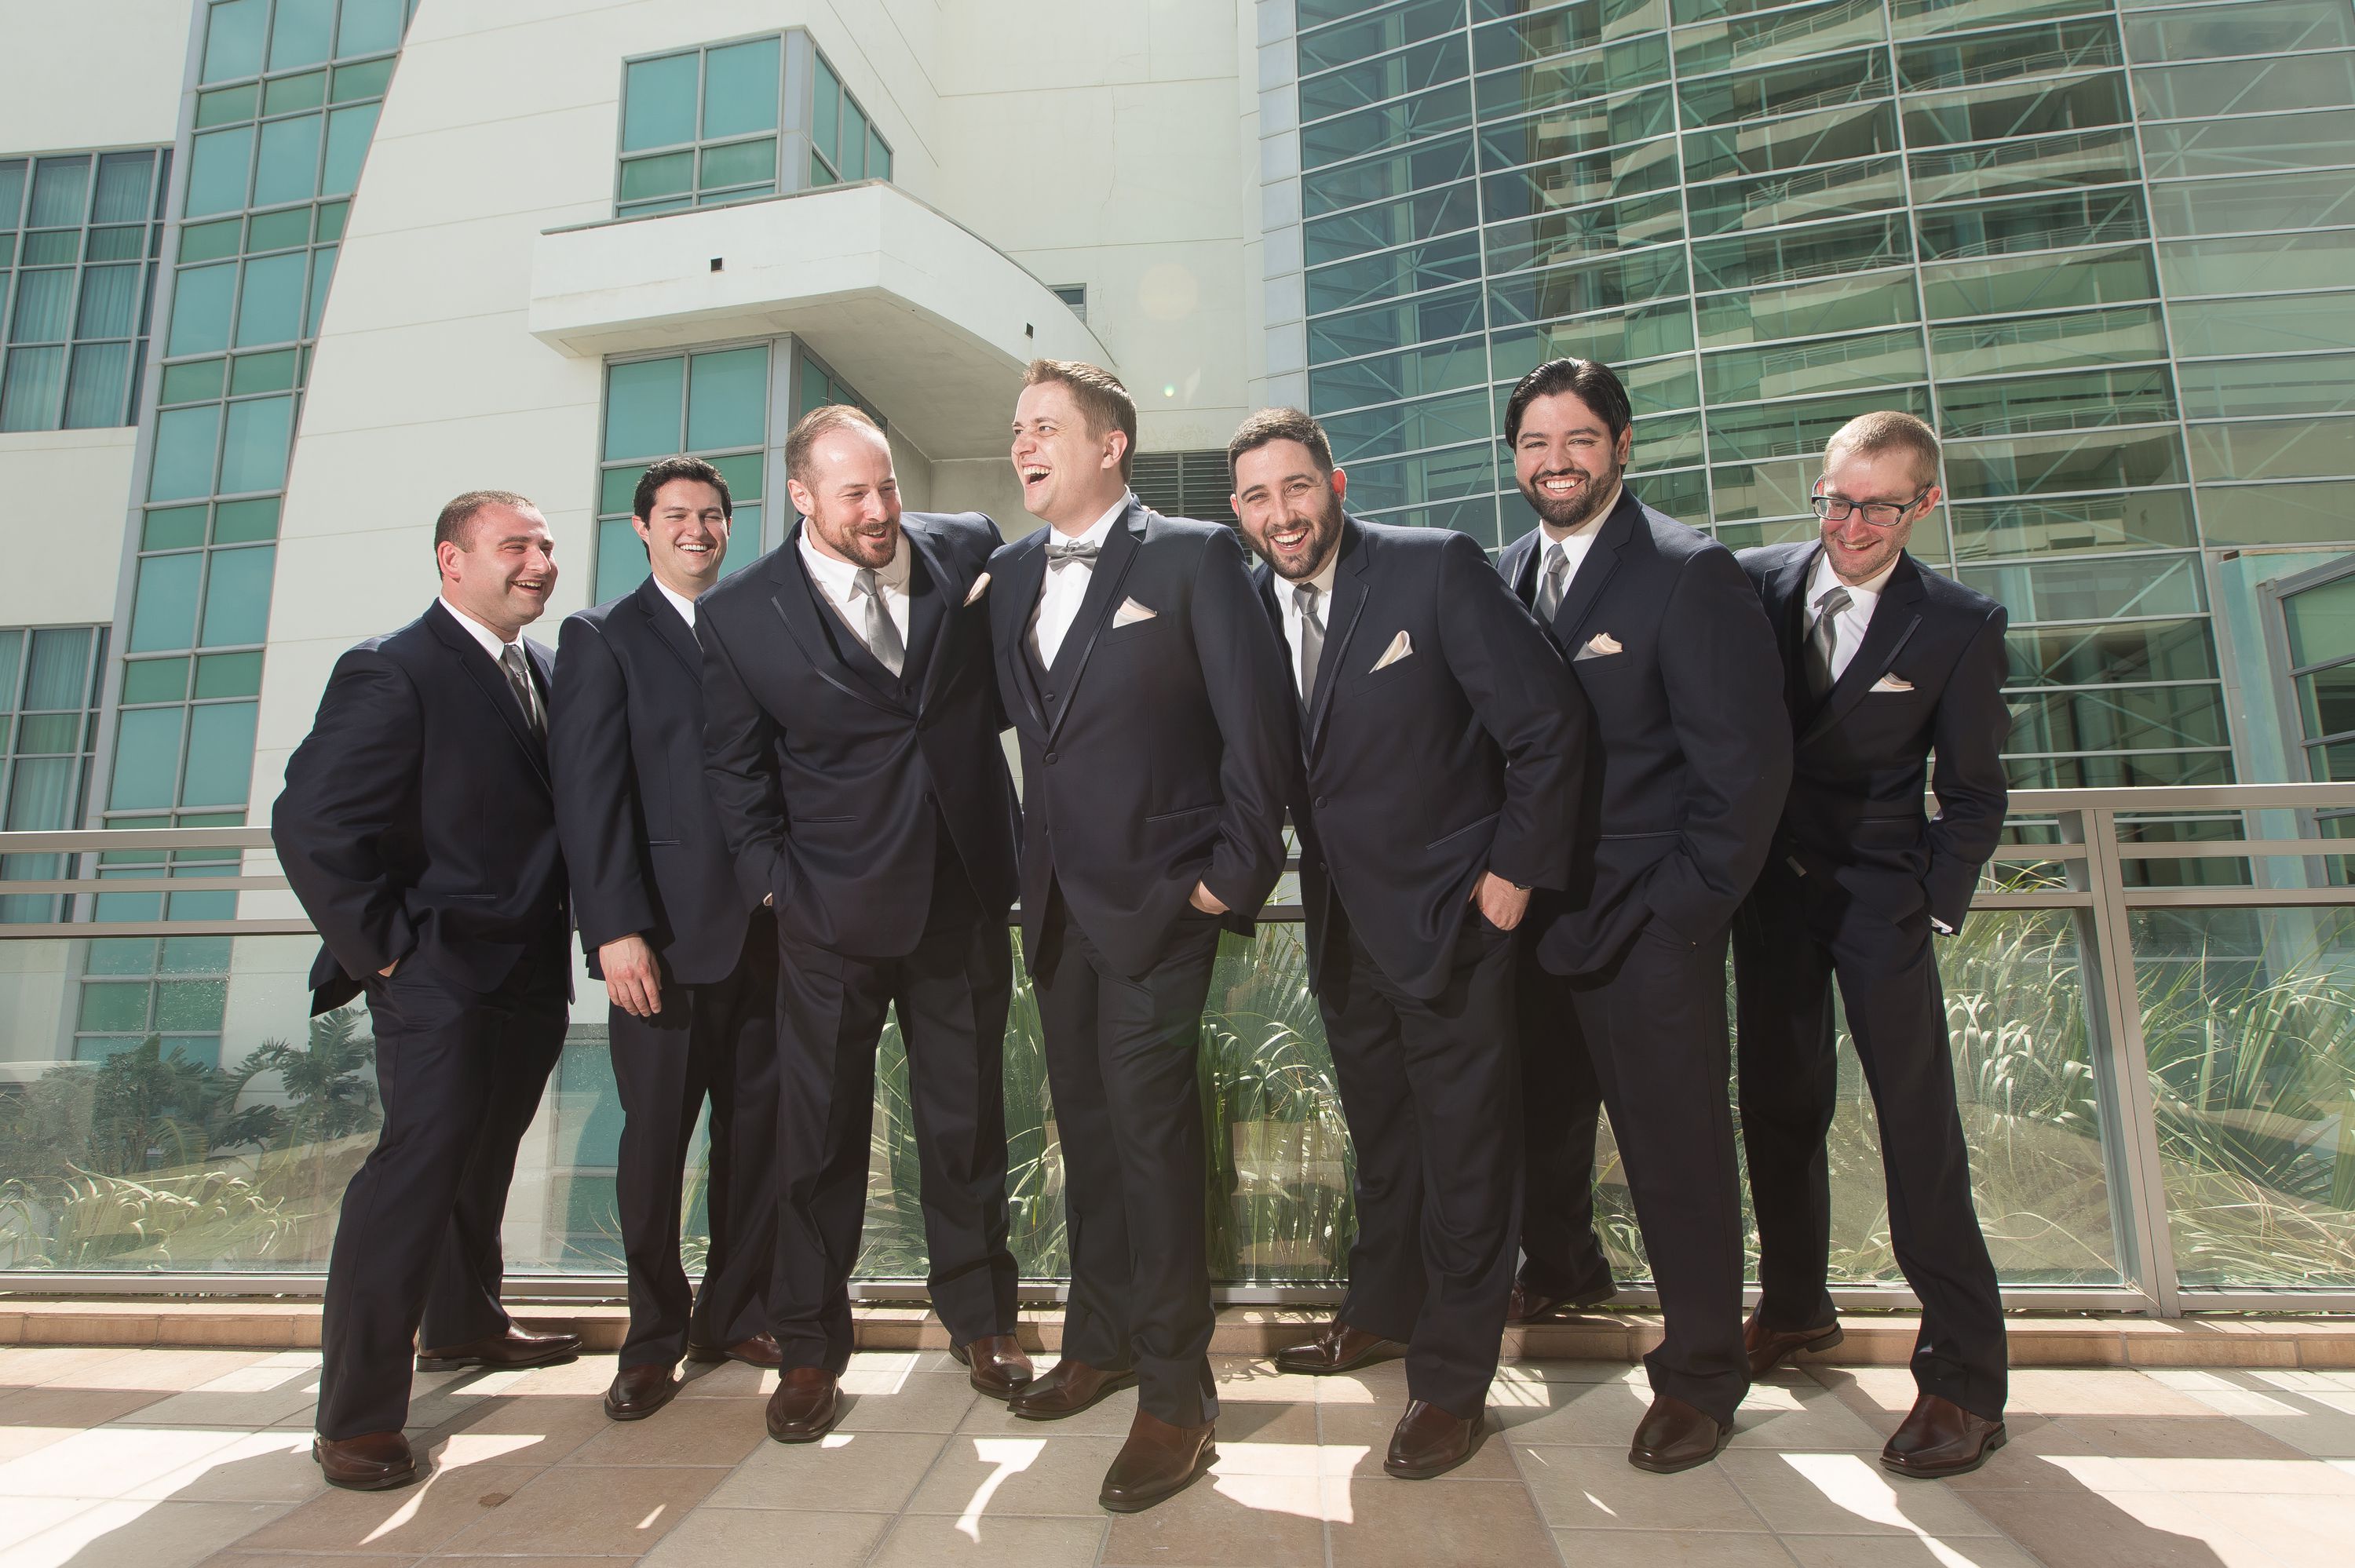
437, 594, 528, 665
1805, 549, 1897, 684
652, 575, 699, 629
799, 529, 911, 653
1029, 494, 1129, 666
1280, 544, 1343, 700
1535, 480, 1623, 600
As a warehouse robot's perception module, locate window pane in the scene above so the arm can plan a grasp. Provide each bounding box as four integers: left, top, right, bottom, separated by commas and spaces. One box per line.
814, 57, 842, 166
0, 346, 65, 432
2160, 230, 2355, 297
253, 114, 324, 207
148, 405, 221, 502
869, 128, 891, 182
201, 0, 267, 84
268, 0, 334, 71
185, 126, 256, 219
2133, 53, 2355, 122
122, 658, 189, 703
1943, 428, 2186, 496
338, 0, 406, 57
2170, 293, 2355, 359
1917, 188, 2147, 262
1711, 388, 1930, 463
721, 504, 760, 571
0, 161, 24, 228
2199, 479, 2355, 547
1703, 326, 1926, 404
332, 57, 395, 103
197, 85, 259, 129
2181, 355, 2355, 421
9, 269, 73, 342
597, 516, 652, 599
710, 451, 763, 502
213, 496, 279, 542
63, 342, 133, 428
622, 53, 699, 151
1677, 0, 1890, 80
2010, 683, 2229, 755
129, 551, 203, 652
1310, 332, 1490, 412
1920, 245, 2154, 321
195, 650, 264, 698
1962, 552, 2204, 624
2144, 109, 2355, 180
1930, 305, 2165, 379
200, 545, 274, 646
2188, 416, 2355, 484
2286, 578, 2355, 669
180, 701, 257, 807
703, 36, 780, 139
78, 981, 151, 1034
168, 262, 237, 357
236, 251, 308, 348
604, 356, 685, 461
685, 346, 767, 450
218, 394, 295, 494
1937, 366, 2175, 439
2152, 170, 2355, 239
1951, 490, 2196, 560
75, 264, 141, 340
91, 152, 155, 224
2006, 618, 2216, 687
306, 244, 338, 337
807, 151, 836, 188
618, 151, 693, 202
1492, 299, 1695, 381
322, 104, 381, 197
699, 137, 776, 192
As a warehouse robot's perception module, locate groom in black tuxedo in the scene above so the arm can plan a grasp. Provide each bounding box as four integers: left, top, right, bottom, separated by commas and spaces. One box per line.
988, 360, 1294, 1513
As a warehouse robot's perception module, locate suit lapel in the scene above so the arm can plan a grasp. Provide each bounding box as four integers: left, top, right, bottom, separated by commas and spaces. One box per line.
1305, 519, 1371, 752
900, 522, 954, 712
766, 527, 910, 717
1499, 533, 1539, 607
1769, 545, 1817, 726
632, 574, 703, 683
1042, 503, 1145, 742
427, 600, 550, 789
992, 531, 1050, 736
1800, 552, 1926, 746
1548, 488, 1638, 650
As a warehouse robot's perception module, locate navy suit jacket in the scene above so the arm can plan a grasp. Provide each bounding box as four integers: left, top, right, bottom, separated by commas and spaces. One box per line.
696, 512, 1020, 957
1497, 487, 1791, 974
1258, 516, 1585, 1000
988, 498, 1296, 979
272, 599, 568, 1014
550, 574, 758, 985
1736, 542, 2011, 932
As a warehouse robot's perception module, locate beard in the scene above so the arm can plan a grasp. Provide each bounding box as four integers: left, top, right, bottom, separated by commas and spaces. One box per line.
1519, 462, 1621, 532
1260, 490, 1346, 582
812, 514, 898, 568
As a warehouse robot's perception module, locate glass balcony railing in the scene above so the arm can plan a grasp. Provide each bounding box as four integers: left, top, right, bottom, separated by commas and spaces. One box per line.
2, 783, 2350, 1312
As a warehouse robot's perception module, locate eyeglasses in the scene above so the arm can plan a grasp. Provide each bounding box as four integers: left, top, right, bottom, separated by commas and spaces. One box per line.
1809, 482, 1930, 527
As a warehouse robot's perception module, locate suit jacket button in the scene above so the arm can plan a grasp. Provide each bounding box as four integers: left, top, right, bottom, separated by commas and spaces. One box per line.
1314, 796, 1327, 808
1045, 690, 1057, 702
1046, 752, 1059, 764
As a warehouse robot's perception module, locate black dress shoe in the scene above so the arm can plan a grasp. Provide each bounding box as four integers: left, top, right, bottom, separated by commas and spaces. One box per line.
1506, 1277, 1619, 1324
1743, 1306, 1843, 1376
604, 1362, 681, 1421
313, 1431, 419, 1490
1629, 1393, 1732, 1473
686, 1333, 782, 1369
415, 1326, 581, 1373
1384, 1399, 1481, 1479
951, 1333, 1037, 1400
1008, 1358, 1137, 1420
1098, 1409, 1216, 1512
1272, 1321, 1406, 1376
765, 1367, 841, 1442
1882, 1393, 2006, 1479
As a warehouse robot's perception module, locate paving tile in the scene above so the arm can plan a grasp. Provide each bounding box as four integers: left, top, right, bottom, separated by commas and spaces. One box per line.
132, 1380, 322, 1431
0, 1428, 76, 1466
675, 1358, 777, 1399
0, 1384, 173, 1429
956, 1380, 1130, 1438
1312, 1362, 1409, 1406
476, 1354, 612, 1398
563, 1393, 766, 1467
1317, 1401, 1517, 1479
2241, 1406, 2355, 1460
129, 1430, 330, 1503
1214, 1399, 1317, 1449
1488, 1378, 1652, 1447
2094, 1454, 2355, 1494
1101, 1469, 1327, 1566
53, 1350, 272, 1392
0, 1347, 137, 1388
2055, 1413, 2314, 1460
0, 1499, 291, 1568
1725, 1383, 1887, 1453
1801, 1368, 1915, 1438
1210, 1358, 1326, 1405
866, 1513, 1108, 1566
1496, 1358, 1652, 1386
1550, 1529, 1795, 1566
1513, 1442, 1769, 1532
429, 1393, 612, 1465
2005, 1370, 2215, 1417
0, 1498, 104, 1553
199, 1555, 415, 1567
1963, 1485, 2276, 1568
705, 1428, 948, 1512
637, 1505, 888, 1566
0, 1421, 250, 1500
1717, 1449, 2004, 1537
1326, 1475, 1558, 1566
838, 1369, 983, 1435
431, 1463, 722, 1555
906, 1432, 1126, 1517
232, 1463, 550, 1556
1777, 1535, 2043, 1568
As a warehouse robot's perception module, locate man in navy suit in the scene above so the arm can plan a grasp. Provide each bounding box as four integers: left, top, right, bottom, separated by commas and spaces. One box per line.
1733, 411, 2012, 1479
987, 361, 1294, 1512
1497, 359, 1791, 1472
550, 458, 779, 1424
699, 406, 1031, 1444
1232, 409, 1584, 1479
274, 490, 580, 1490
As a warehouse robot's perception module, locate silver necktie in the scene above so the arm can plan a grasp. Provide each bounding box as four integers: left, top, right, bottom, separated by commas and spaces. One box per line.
1293, 583, 1324, 704
1806, 585, 1853, 700
1536, 543, 1572, 623
853, 567, 905, 677
498, 644, 543, 739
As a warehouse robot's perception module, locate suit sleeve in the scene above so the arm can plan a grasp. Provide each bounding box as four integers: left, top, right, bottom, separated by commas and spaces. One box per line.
1434, 531, 1583, 892
269, 646, 423, 981
548, 615, 657, 957
1925, 604, 2013, 932
1192, 527, 1299, 919
1646, 546, 1794, 943
697, 609, 794, 912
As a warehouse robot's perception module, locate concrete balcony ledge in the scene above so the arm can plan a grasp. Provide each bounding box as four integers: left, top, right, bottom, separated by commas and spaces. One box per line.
528, 182, 1109, 459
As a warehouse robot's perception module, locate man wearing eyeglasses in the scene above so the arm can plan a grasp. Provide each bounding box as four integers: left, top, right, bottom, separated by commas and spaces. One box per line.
1732, 410, 2013, 1479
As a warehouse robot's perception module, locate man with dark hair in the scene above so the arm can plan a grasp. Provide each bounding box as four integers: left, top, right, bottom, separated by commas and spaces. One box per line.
989, 360, 1294, 1511
1733, 410, 2012, 1479
1232, 408, 1583, 1479
700, 404, 1031, 1445
1497, 359, 1791, 1472
550, 457, 780, 1425
275, 490, 578, 1491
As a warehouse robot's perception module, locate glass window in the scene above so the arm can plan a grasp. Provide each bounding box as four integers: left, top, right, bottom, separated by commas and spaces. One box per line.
2200, 480, 2355, 547
217, 394, 295, 494
1302, 34, 1466, 123
202, 0, 268, 84
2188, 416, 2355, 485
618, 35, 823, 216
2152, 170, 2355, 239
1943, 428, 2187, 497
338, 0, 407, 57
2006, 617, 2216, 687
2143, 110, 2355, 180
595, 344, 776, 596
1917, 188, 2147, 262
1676, 0, 1889, 79
2285, 575, 2355, 669
149, 405, 223, 501
604, 356, 686, 461
2008, 683, 2229, 755
2132, 52, 2355, 122
1710, 387, 1933, 464
1908, 127, 2142, 206
199, 545, 275, 646
270, 0, 335, 71
1301, 0, 1466, 76
1931, 305, 2165, 380
1491, 297, 1694, 378
107, 708, 182, 811
1703, 325, 1926, 404
2180, 355, 2355, 421
622, 53, 699, 151
1680, 100, 1897, 184
186, 126, 256, 218
1938, 366, 2176, 439
1952, 490, 2198, 560
1894, 16, 2122, 93
1302, 82, 1474, 169
253, 114, 324, 208
1694, 271, 1915, 348
2160, 230, 2355, 297
1963, 551, 2205, 625
1903, 71, 2130, 148
1311, 333, 1492, 414
2127, 0, 2355, 64
179, 702, 258, 807
1919, 245, 2155, 321
1678, 46, 1888, 127
236, 251, 307, 347
703, 36, 782, 139
685, 345, 767, 450
321, 104, 380, 197
1691, 212, 1910, 292
129, 552, 203, 653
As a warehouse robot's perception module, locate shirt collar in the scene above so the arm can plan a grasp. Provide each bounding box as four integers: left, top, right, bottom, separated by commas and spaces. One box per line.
798, 526, 911, 601
1539, 480, 1623, 550
437, 595, 521, 661
1292, 538, 1342, 601
1053, 493, 1130, 550
652, 576, 699, 628
1807, 546, 1898, 612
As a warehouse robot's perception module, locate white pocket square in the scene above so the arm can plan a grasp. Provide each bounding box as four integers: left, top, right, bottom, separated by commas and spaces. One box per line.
1370, 630, 1413, 672
1574, 632, 1623, 662
962, 571, 990, 607
1112, 597, 1157, 629
1871, 673, 1915, 693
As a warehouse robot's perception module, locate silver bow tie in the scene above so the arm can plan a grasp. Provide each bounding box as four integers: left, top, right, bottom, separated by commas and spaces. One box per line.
1045, 540, 1101, 569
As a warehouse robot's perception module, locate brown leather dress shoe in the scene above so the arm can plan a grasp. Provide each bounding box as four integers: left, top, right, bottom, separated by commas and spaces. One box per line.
1506, 1276, 1619, 1324
1743, 1306, 1843, 1376
1882, 1393, 2006, 1479
1098, 1408, 1217, 1512
687, 1333, 783, 1369
1384, 1399, 1481, 1479
1629, 1393, 1732, 1474
414, 1326, 582, 1373
1008, 1358, 1138, 1420
765, 1366, 841, 1442
313, 1431, 418, 1490
603, 1362, 681, 1421
1272, 1321, 1406, 1375
950, 1333, 1037, 1400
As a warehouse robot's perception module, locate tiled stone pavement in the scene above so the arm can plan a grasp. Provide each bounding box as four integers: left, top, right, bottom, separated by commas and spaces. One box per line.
4, 1344, 2355, 1566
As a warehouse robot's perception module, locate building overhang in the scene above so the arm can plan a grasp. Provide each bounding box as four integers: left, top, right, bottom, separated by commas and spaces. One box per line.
527, 183, 1108, 460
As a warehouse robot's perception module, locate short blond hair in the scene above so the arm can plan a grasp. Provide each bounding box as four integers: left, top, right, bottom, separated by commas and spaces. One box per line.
1023, 359, 1137, 481
785, 403, 885, 485
1824, 410, 1941, 488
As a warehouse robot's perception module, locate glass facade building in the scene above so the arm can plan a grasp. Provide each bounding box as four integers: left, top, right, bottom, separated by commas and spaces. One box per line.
1279, 0, 2355, 794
